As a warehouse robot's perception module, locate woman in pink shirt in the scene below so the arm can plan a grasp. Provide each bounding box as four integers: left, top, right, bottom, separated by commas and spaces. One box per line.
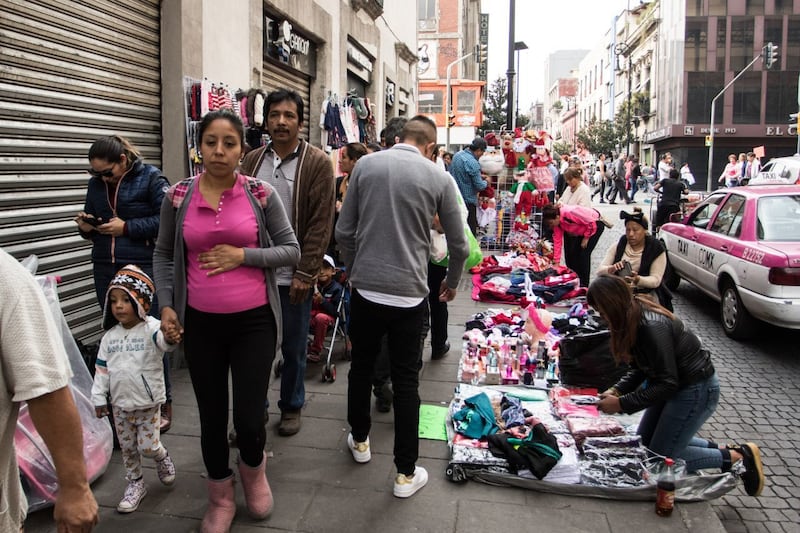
153, 109, 299, 531
542, 203, 606, 288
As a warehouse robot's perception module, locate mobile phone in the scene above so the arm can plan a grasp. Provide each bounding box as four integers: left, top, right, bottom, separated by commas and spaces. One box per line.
618, 260, 633, 278
81, 216, 102, 227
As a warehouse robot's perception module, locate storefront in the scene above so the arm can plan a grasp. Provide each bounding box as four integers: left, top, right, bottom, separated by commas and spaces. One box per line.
346, 39, 374, 98
263, 9, 318, 139
0, 0, 162, 342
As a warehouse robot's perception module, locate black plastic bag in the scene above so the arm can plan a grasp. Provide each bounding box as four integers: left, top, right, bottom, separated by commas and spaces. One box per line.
558, 329, 628, 391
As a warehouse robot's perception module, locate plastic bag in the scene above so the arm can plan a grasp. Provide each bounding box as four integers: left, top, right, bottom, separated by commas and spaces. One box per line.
15, 257, 113, 512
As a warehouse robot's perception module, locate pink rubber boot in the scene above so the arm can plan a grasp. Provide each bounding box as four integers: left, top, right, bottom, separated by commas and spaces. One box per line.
237, 453, 273, 519
201, 474, 236, 533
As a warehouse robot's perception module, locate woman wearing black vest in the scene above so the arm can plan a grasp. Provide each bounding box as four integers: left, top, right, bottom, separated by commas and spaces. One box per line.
597, 208, 672, 310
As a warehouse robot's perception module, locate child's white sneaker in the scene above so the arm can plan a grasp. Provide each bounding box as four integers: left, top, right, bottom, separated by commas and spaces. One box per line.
117, 477, 147, 513
347, 433, 371, 463
393, 466, 428, 498
156, 452, 176, 486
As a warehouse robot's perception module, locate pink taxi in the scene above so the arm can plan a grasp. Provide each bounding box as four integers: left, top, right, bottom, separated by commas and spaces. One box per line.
660, 185, 800, 339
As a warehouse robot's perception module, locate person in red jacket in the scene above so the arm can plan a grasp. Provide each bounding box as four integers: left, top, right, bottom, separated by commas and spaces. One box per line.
542, 203, 607, 287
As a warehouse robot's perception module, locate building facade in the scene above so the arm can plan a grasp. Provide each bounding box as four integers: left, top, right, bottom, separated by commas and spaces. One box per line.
639, 0, 799, 189
416, 0, 484, 147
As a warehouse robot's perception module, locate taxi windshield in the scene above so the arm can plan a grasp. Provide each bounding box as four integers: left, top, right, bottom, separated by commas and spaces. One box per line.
756, 195, 800, 241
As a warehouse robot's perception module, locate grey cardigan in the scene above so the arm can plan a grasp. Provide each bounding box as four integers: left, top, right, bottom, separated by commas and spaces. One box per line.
152, 175, 300, 346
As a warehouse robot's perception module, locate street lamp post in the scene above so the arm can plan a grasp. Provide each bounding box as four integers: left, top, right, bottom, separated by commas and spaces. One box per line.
505, 0, 516, 130
445, 52, 475, 153
512, 41, 528, 130
706, 45, 770, 191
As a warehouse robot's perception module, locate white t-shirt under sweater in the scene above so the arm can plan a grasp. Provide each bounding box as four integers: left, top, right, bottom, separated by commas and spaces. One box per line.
0, 249, 72, 530
92, 316, 176, 411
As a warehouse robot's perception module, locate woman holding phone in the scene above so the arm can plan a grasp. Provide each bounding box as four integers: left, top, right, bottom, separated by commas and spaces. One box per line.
74, 134, 175, 431
596, 208, 671, 309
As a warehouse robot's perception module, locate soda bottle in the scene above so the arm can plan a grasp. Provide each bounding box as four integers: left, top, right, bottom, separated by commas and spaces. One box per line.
655, 457, 676, 517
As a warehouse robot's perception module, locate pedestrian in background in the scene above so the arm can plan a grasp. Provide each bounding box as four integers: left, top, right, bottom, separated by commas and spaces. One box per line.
591, 152, 608, 203
449, 137, 488, 236
654, 168, 689, 233
336, 115, 469, 498
240, 89, 335, 437
718, 153, 741, 187
75, 134, 175, 433
155, 109, 300, 530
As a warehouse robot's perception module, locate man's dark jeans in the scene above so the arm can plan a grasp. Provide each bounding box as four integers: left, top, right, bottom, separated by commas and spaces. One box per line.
347, 289, 426, 475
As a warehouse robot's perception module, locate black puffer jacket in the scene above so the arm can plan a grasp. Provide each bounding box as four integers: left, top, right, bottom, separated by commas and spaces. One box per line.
80, 159, 168, 266
615, 309, 714, 414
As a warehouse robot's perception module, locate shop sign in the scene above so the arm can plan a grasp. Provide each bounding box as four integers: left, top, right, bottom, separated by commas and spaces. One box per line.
478, 14, 489, 82
264, 15, 316, 77
347, 41, 374, 84
643, 126, 670, 143
766, 125, 798, 135
347, 42, 374, 73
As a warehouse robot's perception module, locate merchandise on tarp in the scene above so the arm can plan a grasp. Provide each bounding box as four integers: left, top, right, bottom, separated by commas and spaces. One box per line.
14, 256, 113, 512
445, 384, 736, 502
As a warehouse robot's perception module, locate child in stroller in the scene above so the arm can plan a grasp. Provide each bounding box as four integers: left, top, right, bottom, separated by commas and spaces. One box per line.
307, 254, 344, 363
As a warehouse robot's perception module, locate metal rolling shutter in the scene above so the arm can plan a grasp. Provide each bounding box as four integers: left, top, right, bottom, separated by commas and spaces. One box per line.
0, 0, 162, 343
262, 62, 311, 140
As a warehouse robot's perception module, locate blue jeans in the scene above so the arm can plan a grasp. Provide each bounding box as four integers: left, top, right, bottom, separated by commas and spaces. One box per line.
277, 285, 313, 412
347, 289, 426, 475
637, 373, 722, 472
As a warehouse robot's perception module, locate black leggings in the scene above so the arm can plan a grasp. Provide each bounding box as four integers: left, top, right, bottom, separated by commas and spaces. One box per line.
184, 304, 276, 479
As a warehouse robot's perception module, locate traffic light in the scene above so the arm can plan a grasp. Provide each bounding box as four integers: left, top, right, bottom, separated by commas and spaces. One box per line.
447, 112, 456, 128
764, 42, 779, 69
475, 43, 488, 64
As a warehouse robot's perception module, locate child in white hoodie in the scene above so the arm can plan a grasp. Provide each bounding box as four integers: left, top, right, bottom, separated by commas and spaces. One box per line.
92, 265, 181, 513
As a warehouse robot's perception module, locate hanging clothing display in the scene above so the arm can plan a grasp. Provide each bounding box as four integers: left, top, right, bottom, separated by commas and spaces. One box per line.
319, 93, 377, 149
184, 78, 268, 176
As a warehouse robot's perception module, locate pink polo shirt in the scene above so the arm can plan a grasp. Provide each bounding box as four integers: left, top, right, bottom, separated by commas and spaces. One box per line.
183, 175, 268, 313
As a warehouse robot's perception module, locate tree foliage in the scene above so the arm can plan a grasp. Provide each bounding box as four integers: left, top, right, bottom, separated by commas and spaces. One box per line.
575, 118, 618, 157
552, 140, 572, 158
482, 76, 508, 131
613, 91, 650, 153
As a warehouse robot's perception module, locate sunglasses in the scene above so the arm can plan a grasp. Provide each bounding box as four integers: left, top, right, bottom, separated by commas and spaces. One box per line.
87, 166, 115, 178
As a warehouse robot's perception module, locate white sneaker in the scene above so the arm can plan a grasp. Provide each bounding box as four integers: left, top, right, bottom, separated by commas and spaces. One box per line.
116, 478, 147, 513
393, 466, 428, 498
347, 433, 371, 463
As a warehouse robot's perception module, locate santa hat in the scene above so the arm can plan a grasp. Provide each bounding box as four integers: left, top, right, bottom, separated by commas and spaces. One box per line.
531, 130, 553, 152
484, 132, 500, 147
514, 127, 523, 138
103, 264, 155, 330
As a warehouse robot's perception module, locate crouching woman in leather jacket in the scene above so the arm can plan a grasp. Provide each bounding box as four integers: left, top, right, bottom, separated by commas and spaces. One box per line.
589, 275, 765, 497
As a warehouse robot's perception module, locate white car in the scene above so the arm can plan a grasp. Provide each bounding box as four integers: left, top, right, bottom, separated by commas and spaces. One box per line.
748, 154, 800, 185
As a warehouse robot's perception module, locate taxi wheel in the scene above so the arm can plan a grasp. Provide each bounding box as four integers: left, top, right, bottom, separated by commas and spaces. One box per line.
720, 281, 756, 339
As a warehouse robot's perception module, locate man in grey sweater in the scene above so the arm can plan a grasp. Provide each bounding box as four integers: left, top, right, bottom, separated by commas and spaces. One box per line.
336, 115, 469, 498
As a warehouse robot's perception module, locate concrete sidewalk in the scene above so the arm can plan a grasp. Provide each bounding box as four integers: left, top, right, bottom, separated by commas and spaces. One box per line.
25, 213, 728, 532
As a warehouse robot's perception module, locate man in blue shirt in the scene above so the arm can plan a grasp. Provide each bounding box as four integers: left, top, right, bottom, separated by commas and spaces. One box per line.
449, 137, 487, 235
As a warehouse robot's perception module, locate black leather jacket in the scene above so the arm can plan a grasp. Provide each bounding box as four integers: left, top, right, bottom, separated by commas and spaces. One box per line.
615, 309, 715, 414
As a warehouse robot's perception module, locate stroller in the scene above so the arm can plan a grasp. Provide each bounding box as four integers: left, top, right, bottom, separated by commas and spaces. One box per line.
274, 267, 351, 383
320, 268, 351, 382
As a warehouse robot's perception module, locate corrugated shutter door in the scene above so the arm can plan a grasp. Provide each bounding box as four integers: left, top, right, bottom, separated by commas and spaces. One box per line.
0, 0, 161, 343
262, 62, 311, 141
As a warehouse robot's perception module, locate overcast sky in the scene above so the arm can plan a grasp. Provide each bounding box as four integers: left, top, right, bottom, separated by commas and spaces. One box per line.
481, 0, 632, 110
